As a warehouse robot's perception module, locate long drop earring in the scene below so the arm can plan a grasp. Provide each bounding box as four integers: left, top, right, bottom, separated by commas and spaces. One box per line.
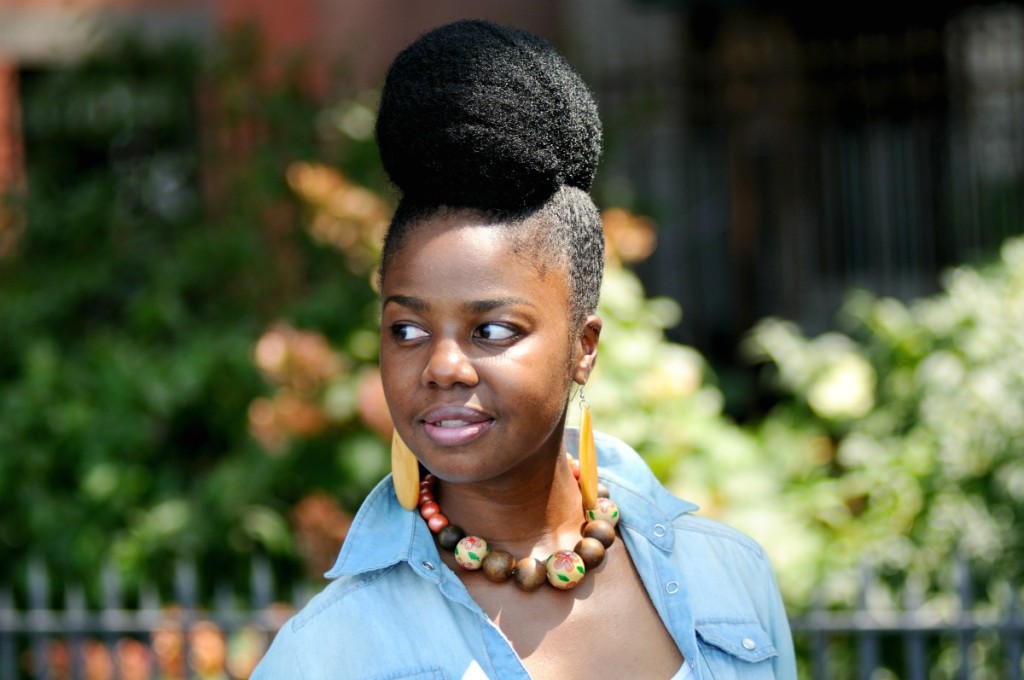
578, 388, 599, 510
391, 429, 421, 510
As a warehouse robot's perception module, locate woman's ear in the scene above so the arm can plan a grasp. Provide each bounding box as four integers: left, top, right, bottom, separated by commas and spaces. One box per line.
572, 314, 603, 385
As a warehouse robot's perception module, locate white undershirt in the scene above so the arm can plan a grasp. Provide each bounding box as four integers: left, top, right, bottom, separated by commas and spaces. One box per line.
668, 660, 694, 680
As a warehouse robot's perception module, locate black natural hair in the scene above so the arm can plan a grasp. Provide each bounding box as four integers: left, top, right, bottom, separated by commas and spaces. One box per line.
375, 19, 604, 325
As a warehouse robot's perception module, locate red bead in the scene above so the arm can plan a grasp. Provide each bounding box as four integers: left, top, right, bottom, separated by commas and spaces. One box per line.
418, 493, 434, 506
427, 513, 449, 533
567, 455, 580, 480
420, 502, 440, 519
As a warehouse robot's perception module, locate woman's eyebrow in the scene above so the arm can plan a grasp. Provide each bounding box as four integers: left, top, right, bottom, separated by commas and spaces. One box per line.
383, 294, 428, 312
383, 295, 534, 314
463, 297, 534, 314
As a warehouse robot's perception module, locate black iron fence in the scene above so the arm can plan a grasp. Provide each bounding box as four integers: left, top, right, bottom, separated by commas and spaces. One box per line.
791, 563, 1023, 679
793, 606, 1024, 680
2, 558, 1021, 678
0, 557, 309, 679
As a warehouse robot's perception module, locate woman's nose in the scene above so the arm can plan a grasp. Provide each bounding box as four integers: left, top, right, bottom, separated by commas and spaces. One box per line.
421, 339, 478, 388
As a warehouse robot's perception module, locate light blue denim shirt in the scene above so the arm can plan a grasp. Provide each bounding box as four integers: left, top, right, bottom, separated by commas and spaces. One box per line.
253, 430, 796, 679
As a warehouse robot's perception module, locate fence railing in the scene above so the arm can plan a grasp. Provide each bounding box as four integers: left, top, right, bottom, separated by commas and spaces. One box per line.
0, 557, 313, 679
791, 563, 1024, 680
2, 558, 1021, 678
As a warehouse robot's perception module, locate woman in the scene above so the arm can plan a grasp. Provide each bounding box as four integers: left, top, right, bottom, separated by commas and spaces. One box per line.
254, 19, 795, 679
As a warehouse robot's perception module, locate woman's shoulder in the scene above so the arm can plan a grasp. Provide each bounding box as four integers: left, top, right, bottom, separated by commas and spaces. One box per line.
283, 568, 394, 634
253, 562, 475, 678
671, 512, 768, 560
588, 429, 767, 559
588, 429, 781, 597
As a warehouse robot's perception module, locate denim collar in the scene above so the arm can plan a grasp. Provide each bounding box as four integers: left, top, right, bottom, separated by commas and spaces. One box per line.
326, 429, 699, 579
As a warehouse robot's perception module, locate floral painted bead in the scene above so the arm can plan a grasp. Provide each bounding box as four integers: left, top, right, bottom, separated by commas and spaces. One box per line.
545, 550, 585, 589
454, 536, 489, 570
586, 497, 620, 526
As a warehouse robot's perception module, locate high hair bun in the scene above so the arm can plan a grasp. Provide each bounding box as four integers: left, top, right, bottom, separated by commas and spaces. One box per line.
376, 19, 602, 211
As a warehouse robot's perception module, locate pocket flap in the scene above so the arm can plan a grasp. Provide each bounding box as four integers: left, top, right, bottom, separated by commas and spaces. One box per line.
696, 621, 778, 663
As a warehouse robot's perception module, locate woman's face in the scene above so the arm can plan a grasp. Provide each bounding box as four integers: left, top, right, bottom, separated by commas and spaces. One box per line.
379, 210, 600, 484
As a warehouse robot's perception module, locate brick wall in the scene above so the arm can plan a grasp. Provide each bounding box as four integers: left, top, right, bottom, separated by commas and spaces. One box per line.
0, 61, 22, 192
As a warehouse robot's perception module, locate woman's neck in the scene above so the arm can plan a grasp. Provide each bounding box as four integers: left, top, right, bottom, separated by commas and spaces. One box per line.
432, 451, 584, 560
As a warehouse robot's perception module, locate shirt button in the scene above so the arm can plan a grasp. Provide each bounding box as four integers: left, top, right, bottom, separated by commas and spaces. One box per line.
652, 524, 667, 537
742, 637, 756, 650
422, 561, 436, 571
665, 580, 680, 594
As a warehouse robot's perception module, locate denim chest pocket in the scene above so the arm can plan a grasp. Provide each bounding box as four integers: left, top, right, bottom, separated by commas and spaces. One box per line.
696, 621, 779, 679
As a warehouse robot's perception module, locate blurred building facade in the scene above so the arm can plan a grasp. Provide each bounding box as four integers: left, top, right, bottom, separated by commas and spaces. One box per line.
568, 0, 1024, 365
2, 0, 1022, 364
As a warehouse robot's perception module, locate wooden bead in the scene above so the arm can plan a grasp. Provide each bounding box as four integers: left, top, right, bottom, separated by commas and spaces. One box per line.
583, 520, 616, 548
419, 501, 440, 519
513, 557, 547, 592
437, 524, 465, 551
426, 513, 449, 533
454, 536, 489, 570
598, 483, 610, 499
546, 550, 585, 589
574, 537, 606, 569
585, 497, 620, 527
481, 550, 515, 583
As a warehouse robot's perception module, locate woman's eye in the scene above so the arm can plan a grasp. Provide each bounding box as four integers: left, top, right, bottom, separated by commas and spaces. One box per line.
476, 323, 517, 341
392, 324, 428, 341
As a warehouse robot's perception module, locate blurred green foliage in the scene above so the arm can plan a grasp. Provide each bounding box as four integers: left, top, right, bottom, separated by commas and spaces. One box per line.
0, 34, 386, 594
741, 239, 1024, 612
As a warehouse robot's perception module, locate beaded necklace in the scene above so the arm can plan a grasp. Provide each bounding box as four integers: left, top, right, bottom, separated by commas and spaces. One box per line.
416, 454, 621, 591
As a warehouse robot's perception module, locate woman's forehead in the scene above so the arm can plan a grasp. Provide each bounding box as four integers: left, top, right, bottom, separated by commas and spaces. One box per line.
383, 214, 569, 299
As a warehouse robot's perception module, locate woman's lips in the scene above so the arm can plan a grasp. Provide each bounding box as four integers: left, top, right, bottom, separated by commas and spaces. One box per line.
420, 406, 494, 447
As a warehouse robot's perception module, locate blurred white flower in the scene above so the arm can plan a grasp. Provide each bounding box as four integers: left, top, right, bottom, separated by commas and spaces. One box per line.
637, 345, 703, 403
808, 354, 876, 420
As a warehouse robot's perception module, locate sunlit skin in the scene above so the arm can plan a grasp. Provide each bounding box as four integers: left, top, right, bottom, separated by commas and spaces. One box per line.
379, 209, 683, 679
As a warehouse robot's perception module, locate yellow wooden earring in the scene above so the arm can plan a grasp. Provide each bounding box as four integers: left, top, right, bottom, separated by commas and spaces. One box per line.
578, 389, 599, 510
391, 429, 421, 510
